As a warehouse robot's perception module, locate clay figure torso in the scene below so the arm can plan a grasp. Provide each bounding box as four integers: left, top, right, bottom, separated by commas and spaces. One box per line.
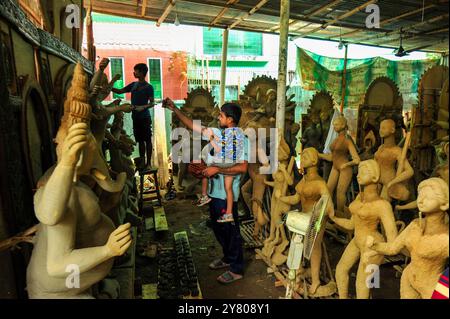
374, 145, 402, 187
349, 195, 387, 250
401, 219, 448, 298
330, 134, 351, 170
27, 179, 115, 298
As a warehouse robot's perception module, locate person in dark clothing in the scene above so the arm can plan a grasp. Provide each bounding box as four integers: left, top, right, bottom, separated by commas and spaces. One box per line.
111, 63, 154, 168
164, 98, 248, 284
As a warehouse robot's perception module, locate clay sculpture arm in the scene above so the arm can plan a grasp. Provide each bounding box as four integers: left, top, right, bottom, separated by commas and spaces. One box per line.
387, 158, 414, 190
340, 139, 361, 170
396, 200, 418, 211
369, 223, 410, 256
47, 222, 132, 277
281, 157, 295, 186
379, 202, 398, 243
279, 193, 301, 206
264, 178, 275, 187
318, 153, 333, 162
330, 215, 354, 231
34, 123, 88, 226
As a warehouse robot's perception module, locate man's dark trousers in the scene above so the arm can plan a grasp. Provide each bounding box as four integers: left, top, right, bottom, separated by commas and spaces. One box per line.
208, 198, 244, 275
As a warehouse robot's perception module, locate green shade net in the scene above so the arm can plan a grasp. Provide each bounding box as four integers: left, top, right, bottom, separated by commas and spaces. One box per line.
296, 47, 440, 111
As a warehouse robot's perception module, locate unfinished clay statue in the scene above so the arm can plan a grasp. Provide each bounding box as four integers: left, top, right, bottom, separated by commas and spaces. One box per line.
366, 177, 449, 299
89, 58, 132, 147
261, 138, 294, 266
374, 119, 414, 202
319, 115, 360, 216
331, 159, 398, 299
396, 140, 448, 212
26, 64, 132, 299
279, 147, 334, 295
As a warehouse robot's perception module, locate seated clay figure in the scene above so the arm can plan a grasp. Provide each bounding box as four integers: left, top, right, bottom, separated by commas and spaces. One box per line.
26, 64, 132, 299
365, 177, 449, 299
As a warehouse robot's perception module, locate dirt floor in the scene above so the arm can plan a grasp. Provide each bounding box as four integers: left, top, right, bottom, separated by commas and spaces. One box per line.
134, 185, 401, 299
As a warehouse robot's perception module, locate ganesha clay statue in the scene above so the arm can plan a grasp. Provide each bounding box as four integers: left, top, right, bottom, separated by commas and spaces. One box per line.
26, 64, 132, 299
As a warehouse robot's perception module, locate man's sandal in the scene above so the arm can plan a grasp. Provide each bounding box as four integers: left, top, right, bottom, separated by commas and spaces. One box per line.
217, 271, 243, 284
209, 259, 230, 270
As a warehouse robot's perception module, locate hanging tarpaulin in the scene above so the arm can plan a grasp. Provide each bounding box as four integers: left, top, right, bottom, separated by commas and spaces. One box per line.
296, 47, 440, 110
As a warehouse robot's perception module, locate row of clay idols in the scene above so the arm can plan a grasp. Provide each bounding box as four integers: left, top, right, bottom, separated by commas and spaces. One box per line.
258, 114, 448, 299
332, 168, 448, 299
26, 63, 135, 298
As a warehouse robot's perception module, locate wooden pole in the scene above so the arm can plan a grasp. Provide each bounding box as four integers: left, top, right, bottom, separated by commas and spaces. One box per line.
201, 56, 205, 88
340, 44, 348, 113
276, 0, 289, 138
206, 57, 211, 91
220, 28, 229, 106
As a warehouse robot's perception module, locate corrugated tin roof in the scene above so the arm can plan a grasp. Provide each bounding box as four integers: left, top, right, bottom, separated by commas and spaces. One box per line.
87, 0, 449, 53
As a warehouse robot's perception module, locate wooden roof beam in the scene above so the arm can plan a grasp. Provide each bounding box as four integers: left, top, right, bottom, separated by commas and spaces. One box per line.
377, 26, 449, 45
328, 3, 436, 40
156, 0, 176, 27
304, 0, 343, 19
141, 0, 148, 17
209, 0, 239, 29
228, 0, 269, 30
292, 0, 378, 40
360, 13, 449, 43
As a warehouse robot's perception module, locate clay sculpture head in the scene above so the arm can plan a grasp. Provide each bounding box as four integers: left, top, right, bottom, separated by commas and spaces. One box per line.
301, 147, 319, 170
333, 115, 347, 133
417, 177, 449, 214
357, 159, 380, 186
379, 119, 396, 139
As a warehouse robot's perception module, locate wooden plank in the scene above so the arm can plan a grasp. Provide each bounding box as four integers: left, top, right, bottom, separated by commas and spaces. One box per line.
154, 206, 168, 231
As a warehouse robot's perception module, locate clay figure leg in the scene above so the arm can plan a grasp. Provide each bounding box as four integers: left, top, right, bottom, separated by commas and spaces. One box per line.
400, 269, 421, 299
336, 239, 360, 299
355, 248, 383, 299
336, 166, 353, 216
327, 167, 340, 198
309, 221, 327, 294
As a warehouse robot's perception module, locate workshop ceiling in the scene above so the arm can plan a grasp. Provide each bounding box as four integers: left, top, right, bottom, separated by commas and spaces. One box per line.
87, 0, 449, 53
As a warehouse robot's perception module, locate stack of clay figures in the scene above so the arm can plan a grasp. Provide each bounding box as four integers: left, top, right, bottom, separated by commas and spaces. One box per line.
259, 113, 448, 299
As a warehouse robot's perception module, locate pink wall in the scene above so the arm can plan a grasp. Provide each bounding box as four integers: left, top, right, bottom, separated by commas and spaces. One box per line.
95, 48, 188, 101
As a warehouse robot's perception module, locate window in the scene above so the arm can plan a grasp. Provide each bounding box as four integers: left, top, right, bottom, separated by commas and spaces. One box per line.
109, 57, 125, 99
148, 58, 163, 100
203, 28, 263, 56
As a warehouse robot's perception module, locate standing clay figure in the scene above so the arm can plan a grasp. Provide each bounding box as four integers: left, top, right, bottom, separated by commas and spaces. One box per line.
279, 147, 334, 295
261, 138, 294, 266
319, 115, 360, 216
331, 159, 398, 299
374, 119, 414, 202
365, 177, 449, 299
26, 64, 132, 299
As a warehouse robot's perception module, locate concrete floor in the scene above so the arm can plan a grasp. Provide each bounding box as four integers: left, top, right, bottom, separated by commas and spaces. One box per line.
135, 192, 401, 299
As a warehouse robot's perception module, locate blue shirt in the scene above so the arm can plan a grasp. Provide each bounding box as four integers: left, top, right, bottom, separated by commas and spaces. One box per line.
123, 81, 154, 119
202, 127, 249, 201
